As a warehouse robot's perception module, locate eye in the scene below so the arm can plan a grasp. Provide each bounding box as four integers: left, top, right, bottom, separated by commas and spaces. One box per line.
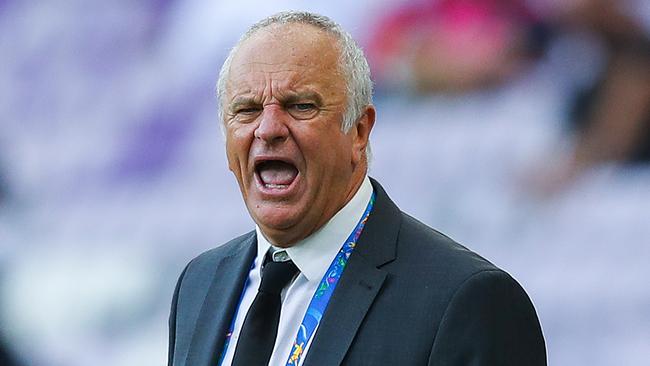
292, 103, 315, 111
287, 103, 318, 119
236, 107, 261, 114
231, 105, 262, 122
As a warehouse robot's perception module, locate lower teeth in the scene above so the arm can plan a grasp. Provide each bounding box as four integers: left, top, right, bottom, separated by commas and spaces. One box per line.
265, 183, 288, 189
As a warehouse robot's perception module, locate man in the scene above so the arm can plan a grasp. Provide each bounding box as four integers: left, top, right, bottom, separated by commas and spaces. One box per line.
168, 11, 546, 366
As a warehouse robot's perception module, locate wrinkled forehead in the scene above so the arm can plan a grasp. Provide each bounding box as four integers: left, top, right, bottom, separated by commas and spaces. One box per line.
228, 23, 342, 78
243, 23, 339, 57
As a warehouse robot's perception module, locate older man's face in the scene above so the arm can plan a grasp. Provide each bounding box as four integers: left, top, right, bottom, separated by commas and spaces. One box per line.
223, 23, 371, 247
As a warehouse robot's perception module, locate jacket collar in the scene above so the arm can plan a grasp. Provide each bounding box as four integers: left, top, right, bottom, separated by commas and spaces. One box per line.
303, 177, 400, 365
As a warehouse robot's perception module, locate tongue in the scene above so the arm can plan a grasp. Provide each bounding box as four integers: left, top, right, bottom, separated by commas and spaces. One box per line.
259, 161, 298, 186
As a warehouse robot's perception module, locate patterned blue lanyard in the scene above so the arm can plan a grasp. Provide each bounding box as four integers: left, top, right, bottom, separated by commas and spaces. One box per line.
217, 191, 375, 366
285, 191, 375, 366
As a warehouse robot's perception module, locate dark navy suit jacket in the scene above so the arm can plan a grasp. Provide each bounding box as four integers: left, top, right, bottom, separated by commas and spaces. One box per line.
168, 179, 546, 365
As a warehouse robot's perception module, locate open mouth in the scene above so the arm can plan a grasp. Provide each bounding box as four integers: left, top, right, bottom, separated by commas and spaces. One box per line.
255, 160, 299, 190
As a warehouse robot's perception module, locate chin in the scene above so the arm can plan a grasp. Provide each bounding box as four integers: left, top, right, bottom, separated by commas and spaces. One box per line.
251, 203, 303, 233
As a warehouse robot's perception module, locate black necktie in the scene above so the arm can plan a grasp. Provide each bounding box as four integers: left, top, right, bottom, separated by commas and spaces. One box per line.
232, 257, 299, 366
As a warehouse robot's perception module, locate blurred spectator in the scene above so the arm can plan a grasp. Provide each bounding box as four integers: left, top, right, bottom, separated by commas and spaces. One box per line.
565, 0, 650, 170
544, 0, 650, 191
366, 0, 549, 93
367, 0, 650, 194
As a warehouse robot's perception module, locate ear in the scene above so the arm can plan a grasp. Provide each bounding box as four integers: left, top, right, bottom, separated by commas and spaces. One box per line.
351, 105, 376, 166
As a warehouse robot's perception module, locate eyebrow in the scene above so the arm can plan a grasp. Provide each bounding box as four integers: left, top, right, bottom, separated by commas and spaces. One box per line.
229, 96, 259, 111
283, 91, 323, 106
229, 91, 324, 110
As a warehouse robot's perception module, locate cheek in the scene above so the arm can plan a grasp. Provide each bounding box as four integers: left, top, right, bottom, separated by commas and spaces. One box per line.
226, 124, 256, 157
301, 132, 354, 174
231, 122, 256, 139
225, 141, 238, 172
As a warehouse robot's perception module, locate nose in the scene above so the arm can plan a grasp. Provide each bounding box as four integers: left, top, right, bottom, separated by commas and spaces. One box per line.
254, 105, 289, 144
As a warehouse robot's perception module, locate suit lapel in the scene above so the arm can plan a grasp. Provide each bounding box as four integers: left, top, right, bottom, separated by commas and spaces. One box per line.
185, 233, 256, 366
304, 178, 401, 365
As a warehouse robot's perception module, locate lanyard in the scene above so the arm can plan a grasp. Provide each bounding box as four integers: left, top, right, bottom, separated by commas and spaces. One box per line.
218, 191, 375, 366
285, 191, 375, 366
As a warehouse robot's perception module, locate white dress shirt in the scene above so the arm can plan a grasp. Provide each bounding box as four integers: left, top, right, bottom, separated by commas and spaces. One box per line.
220, 176, 373, 366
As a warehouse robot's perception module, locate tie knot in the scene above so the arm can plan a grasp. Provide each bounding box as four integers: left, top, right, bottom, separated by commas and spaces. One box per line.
259, 259, 298, 295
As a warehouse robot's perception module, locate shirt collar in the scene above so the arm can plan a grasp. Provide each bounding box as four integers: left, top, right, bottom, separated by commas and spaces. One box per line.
256, 176, 373, 282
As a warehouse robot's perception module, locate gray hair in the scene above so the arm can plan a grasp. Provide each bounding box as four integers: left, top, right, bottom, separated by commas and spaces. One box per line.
216, 11, 374, 134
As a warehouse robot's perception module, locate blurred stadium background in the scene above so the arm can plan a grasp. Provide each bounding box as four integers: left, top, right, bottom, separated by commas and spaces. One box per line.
1, 0, 649, 365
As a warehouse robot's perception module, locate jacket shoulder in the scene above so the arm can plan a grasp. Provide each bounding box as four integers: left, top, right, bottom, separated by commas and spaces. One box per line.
175, 231, 255, 310
185, 231, 255, 274
396, 212, 502, 284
